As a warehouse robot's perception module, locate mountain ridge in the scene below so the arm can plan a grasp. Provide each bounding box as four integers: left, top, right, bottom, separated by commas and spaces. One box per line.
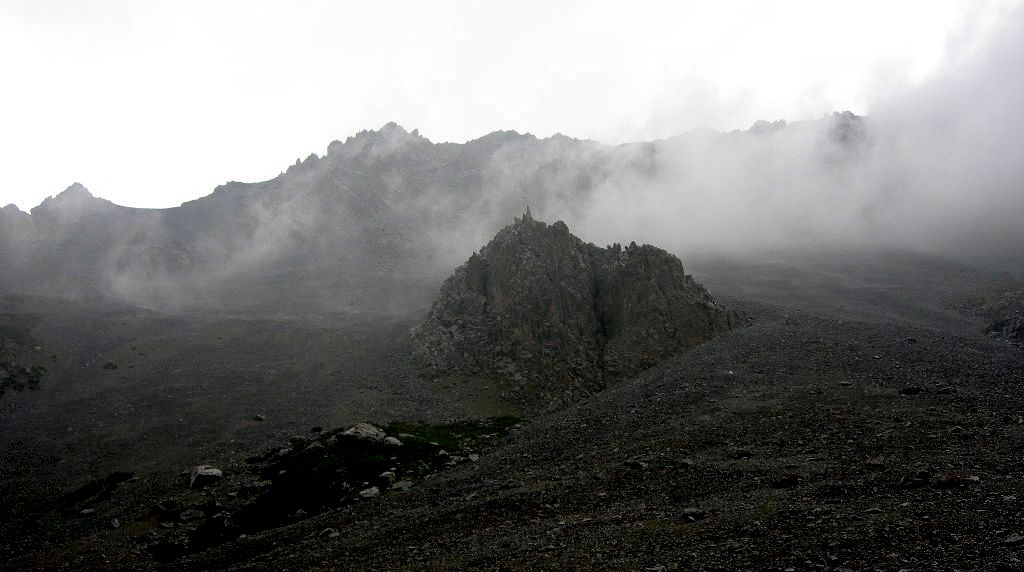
0, 112, 868, 314
8, 112, 864, 213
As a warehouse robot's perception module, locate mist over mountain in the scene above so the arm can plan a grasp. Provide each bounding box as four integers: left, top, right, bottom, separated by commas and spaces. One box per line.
2, 102, 1020, 315
5, 5, 1024, 570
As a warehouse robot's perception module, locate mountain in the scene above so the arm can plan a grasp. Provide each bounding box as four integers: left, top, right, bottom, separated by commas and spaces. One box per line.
413, 211, 736, 408
7, 115, 1024, 572
0, 115, 867, 315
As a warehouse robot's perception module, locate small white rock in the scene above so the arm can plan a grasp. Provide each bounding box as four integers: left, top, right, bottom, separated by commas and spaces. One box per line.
342, 423, 388, 441
189, 465, 223, 488
359, 486, 380, 499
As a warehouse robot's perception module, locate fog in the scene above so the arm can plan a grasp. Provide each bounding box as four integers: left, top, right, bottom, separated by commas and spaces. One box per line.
525, 5, 1024, 266
1, 4, 1022, 313
0, 0, 998, 212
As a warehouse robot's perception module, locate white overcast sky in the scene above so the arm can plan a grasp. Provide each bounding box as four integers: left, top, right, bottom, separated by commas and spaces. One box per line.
0, 0, 1017, 210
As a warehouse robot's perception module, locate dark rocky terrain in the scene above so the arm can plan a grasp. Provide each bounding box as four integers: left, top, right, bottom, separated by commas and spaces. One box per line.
199, 299, 1024, 572
2, 248, 1021, 571
414, 211, 735, 408
1, 120, 1022, 571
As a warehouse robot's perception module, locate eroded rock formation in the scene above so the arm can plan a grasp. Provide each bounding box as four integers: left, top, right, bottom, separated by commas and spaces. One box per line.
413, 212, 736, 406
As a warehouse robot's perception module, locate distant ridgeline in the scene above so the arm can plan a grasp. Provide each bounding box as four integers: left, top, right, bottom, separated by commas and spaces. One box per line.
0, 115, 865, 315
413, 211, 736, 409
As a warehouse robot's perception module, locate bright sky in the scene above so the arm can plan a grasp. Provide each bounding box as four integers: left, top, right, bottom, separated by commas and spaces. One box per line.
0, 0, 1015, 210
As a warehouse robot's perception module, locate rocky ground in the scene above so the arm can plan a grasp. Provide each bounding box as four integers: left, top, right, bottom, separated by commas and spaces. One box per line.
2, 250, 1022, 571
183, 298, 1023, 572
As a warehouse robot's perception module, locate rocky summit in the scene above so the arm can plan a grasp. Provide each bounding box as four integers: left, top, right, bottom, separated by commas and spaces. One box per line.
413, 210, 736, 406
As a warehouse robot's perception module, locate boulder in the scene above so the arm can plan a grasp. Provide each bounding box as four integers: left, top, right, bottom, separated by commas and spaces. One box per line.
189, 465, 223, 489
342, 422, 388, 441
359, 486, 380, 499
390, 480, 414, 492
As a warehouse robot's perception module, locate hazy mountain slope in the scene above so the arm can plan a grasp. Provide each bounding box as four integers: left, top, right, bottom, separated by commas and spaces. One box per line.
0, 116, 876, 315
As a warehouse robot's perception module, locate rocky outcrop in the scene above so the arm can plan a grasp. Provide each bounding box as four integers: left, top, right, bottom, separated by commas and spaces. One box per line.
0, 334, 45, 398
189, 465, 224, 489
962, 287, 1024, 343
341, 422, 388, 441
413, 212, 736, 405
988, 310, 1024, 342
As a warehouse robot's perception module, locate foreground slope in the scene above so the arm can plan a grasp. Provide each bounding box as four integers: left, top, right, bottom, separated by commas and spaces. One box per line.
188, 295, 1024, 571
4, 252, 1018, 571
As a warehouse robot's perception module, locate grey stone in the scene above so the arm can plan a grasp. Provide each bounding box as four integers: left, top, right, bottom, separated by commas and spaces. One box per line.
342, 423, 388, 441
391, 480, 414, 492
180, 509, 205, 522
189, 465, 223, 489
1002, 534, 1024, 547
359, 486, 381, 499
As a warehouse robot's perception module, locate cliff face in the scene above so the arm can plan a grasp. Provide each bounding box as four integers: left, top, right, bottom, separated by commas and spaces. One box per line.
413, 212, 736, 406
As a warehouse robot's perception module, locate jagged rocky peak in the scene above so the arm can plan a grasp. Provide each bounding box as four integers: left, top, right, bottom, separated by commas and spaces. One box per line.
30, 182, 108, 216
352, 121, 423, 144
0, 203, 32, 239
55, 182, 93, 200
471, 129, 535, 145
325, 121, 430, 158
285, 152, 323, 174
413, 212, 736, 409
825, 110, 866, 145
748, 118, 788, 136
2, 203, 25, 214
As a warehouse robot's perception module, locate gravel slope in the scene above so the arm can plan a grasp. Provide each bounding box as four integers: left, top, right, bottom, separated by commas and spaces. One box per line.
180, 297, 1023, 571
3, 251, 1022, 571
